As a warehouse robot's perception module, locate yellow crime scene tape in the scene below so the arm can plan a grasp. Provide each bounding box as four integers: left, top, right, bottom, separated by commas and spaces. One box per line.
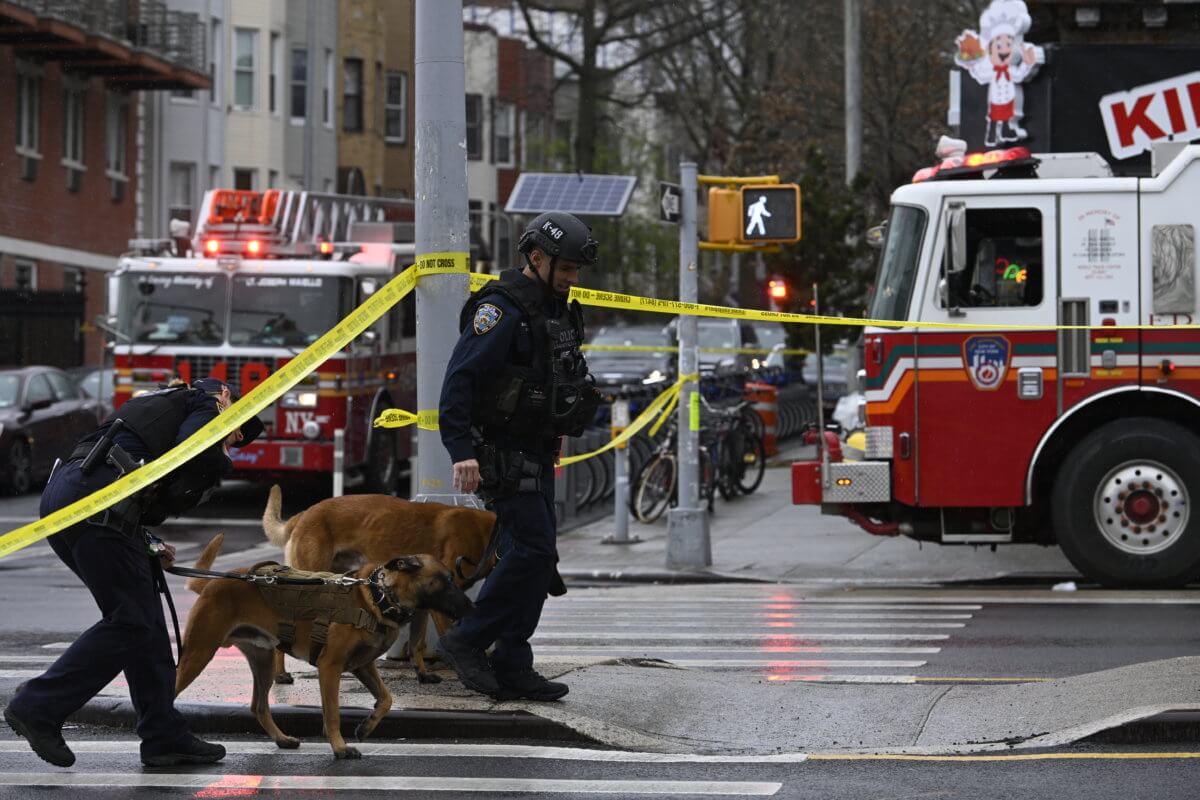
0, 256, 469, 560
559, 374, 696, 466
582, 344, 810, 356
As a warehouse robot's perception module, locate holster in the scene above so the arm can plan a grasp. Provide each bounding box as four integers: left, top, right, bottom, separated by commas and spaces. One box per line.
67, 442, 145, 537
477, 444, 543, 502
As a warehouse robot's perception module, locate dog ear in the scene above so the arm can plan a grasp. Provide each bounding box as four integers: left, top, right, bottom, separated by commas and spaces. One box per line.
386, 555, 423, 573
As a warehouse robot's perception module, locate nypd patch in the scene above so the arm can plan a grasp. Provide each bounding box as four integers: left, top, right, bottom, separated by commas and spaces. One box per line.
473, 303, 503, 335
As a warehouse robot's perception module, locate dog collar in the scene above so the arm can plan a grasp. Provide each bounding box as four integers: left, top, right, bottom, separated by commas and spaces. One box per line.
368, 567, 414, 625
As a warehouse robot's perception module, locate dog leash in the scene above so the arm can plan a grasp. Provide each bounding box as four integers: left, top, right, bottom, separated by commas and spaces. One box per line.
165, 564, 369, 587
454, 515, 501, 590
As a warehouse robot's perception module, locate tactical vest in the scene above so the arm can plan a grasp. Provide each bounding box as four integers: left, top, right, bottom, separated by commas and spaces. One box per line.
460, 269, 600, 441
248, 562, 406, 666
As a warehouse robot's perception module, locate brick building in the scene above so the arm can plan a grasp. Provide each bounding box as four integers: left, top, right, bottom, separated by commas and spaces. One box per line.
0, 1, 208, 367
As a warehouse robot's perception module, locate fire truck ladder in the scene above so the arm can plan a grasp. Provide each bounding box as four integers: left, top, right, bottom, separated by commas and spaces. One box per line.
193, 189, 414, 257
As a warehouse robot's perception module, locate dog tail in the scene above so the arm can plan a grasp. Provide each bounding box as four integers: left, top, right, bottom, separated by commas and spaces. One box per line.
186, 533, 224, 594
262, 484, 292, 547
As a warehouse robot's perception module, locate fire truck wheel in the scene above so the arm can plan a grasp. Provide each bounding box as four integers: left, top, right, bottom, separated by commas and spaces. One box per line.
1052, 418, 1200, 588
363, 429, 399, 495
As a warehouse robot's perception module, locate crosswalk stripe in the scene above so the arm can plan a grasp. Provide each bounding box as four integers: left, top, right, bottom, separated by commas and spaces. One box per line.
0, 670, 41, 679
0, 773, 782, 795
533, 632, 951, 641
663, 659, 926, 668
536, 621, 965, 629
532, 645, 941, 654
765, 674, 916, 684
552, 599, 983, 609
544, 618, 974, 623
0, 740, 808, 763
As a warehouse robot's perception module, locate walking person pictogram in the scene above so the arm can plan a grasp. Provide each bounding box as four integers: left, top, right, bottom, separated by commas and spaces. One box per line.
745, 195, 772, 237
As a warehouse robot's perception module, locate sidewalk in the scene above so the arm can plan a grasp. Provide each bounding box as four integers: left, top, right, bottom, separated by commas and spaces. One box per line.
556, 446, 1080, 585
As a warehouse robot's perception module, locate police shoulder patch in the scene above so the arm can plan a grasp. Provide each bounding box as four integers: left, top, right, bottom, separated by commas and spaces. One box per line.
473, 303, 503, 335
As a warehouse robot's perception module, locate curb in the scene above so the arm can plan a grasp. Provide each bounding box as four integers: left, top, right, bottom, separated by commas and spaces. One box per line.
71, 698, 595, 743
1082, 711, 1200, 745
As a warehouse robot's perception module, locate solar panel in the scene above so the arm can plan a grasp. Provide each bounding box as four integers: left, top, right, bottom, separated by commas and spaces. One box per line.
504, 173, 638, 217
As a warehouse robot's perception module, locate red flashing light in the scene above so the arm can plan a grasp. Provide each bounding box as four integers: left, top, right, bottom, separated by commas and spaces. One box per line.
768, 279, 788, 300
912, 146, 1034, 183
319, 241, 334, 255
246, 239, 262, 255
204, 239, 220, 255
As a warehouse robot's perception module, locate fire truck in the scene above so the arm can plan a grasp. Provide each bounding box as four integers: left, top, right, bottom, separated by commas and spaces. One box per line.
794, 142, 1200, 588
106, 189, 416, 491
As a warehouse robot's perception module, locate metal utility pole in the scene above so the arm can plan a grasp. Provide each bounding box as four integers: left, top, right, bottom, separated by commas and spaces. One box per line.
844, 0, 862, 184
412, 0, 472, 505
667, 162, 711, 569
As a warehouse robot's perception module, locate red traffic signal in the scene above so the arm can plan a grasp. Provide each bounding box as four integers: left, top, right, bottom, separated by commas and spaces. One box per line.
768, 279, 788, 300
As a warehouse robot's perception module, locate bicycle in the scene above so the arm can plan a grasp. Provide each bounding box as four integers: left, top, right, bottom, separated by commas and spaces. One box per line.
631, 414, 718, 523
699, 395, 767, 498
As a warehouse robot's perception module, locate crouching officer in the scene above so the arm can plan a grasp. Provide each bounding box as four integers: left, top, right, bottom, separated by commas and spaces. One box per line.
2, 377, 263, 768
437, 212, 602, 701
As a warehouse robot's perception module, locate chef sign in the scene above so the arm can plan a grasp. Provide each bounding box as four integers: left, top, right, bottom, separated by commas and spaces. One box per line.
954, 0, 1045, 149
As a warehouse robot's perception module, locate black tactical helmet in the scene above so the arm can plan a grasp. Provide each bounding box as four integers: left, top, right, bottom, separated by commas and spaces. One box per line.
517, 212, 599, 267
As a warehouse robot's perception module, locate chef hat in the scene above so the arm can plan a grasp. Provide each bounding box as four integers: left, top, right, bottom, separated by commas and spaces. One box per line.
980, 0, 1032, 43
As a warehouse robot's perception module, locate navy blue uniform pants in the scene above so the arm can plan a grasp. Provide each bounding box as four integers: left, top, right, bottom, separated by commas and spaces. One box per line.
7, 463, 187, 752
455, 476, 556, 674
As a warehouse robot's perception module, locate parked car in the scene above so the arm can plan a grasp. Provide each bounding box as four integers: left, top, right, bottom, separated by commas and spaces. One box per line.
586, 324, 674, 388
666, 318, 761, 374
68, 365, 115, 422
802, 353, 850, 410
0, 366, 103, 495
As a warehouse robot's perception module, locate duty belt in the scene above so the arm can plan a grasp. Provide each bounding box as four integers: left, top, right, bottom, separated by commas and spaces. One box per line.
66, 437, 145, 536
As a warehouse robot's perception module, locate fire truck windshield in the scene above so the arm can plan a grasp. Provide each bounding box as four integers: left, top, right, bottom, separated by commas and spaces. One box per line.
868, 204, 927, 323
228, 274, 353, 347
120, 272, 227, 345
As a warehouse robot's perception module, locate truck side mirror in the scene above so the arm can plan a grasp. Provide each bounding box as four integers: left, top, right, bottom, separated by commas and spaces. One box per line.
945, 202, 967, 274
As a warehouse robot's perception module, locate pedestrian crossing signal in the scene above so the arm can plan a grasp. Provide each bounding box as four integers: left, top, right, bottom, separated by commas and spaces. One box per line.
740, 184, 801, 243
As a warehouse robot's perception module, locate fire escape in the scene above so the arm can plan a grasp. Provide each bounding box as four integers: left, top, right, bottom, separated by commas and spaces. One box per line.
0, 0, 209, 90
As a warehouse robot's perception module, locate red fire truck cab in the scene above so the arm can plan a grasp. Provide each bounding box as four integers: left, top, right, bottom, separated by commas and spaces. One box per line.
794, 143, 1200, 588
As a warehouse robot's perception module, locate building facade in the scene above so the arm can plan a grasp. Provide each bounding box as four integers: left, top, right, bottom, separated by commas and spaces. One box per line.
0, 0, 208, 367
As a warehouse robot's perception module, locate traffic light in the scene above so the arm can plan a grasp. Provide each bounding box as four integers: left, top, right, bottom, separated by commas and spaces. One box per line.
767, 276, 789, 311
740, 185, 801, 243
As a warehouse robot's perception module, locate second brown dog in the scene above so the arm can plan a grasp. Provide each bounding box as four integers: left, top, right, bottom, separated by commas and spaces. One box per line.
262, 486, 498, 685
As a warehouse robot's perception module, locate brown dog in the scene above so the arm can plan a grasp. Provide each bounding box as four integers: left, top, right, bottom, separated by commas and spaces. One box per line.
175, 533, 472, 759
262, 486, 499, 685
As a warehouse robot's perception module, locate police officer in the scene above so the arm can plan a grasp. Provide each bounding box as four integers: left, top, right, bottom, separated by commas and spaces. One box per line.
2, 377, 263, 768
437, 212, 601, 701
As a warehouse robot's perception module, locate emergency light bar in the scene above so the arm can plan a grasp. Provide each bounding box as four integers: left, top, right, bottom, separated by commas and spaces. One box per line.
911, 146, 1036, 183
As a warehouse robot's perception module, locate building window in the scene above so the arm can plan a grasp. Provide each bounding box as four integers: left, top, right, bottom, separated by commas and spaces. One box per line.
106, 93, 128, 178
268, 169, 279, 189
324, 49, 333, 126
16, 64, 41, 156
343, 58, 363, 132
269, 32, 280, 114
234, 28, 257, 109
492, 201, 512, 270
290, 48, 307, 120
465, 94, 483, 160
385, 71, 407, 144
209, 18, 222, 106
492, 100, 514, 166
15, 260, 37, 291
62, 84, 85, 168
169, 162, 195, 222
233, 168, 256, 191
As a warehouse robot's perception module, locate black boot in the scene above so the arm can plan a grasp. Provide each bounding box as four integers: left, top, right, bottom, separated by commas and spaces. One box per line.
141, 733, 226, 767
984, 119, 998, 147
495, 668, 569, 702
3, 706, 74, 768
439, 629, 501, 696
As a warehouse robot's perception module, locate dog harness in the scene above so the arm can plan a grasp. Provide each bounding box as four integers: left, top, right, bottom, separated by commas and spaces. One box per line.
248, 562, 413, 666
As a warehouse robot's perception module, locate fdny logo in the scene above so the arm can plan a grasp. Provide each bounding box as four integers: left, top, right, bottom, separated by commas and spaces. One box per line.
473, 303, 503, 335
963, 335, 1011, 391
